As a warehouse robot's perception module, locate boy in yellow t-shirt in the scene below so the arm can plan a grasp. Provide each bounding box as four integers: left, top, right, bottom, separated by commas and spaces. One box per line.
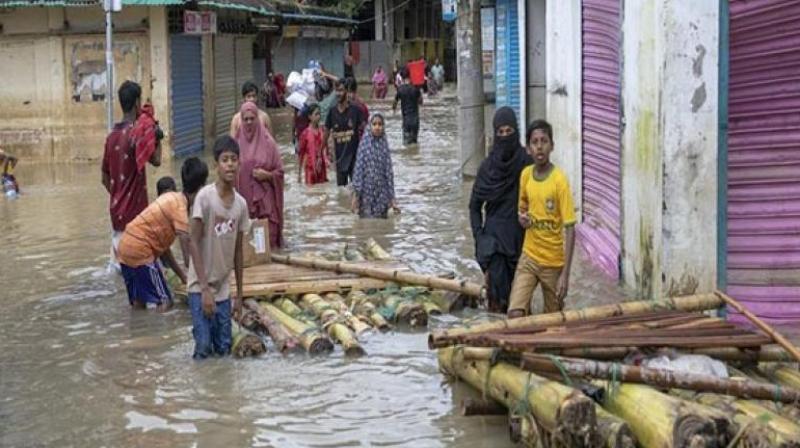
508, 120, 577, 318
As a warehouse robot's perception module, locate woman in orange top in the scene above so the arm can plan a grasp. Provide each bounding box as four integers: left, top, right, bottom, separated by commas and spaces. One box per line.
116, 158, 208, 311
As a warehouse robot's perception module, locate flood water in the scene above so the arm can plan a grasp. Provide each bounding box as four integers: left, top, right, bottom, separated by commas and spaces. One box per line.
0, 89, 627, 447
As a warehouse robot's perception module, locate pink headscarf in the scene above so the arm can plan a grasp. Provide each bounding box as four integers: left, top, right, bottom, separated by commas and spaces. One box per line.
372, 67, 387, 85
236, 102, 284, 247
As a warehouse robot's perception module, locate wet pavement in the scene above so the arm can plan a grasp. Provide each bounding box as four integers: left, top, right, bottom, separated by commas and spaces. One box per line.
0, 88, 628, 447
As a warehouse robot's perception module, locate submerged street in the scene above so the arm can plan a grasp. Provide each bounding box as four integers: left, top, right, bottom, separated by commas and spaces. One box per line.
0, 89, 628, 447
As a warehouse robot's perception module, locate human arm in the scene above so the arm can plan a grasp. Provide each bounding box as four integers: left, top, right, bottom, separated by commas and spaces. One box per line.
229, 113, 239, 138
148, 139, 163, 167
417, 88, 424, 106
189, 216, 215, 317
557, 225, 576, 300
101, 144, 111, 193
160, 246, 187, 284
517, 171, 531, 228
468, 188, 484, 241
392, 91, 399, 113
179, 232, 190, 268
233, 230, 244, 319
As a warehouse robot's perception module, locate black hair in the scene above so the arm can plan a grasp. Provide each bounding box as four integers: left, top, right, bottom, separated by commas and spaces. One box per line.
156, 176, 177, 196
118, 81, 141, 113
212, 135, 240, 161
181, 157, 208, 195
334, 79, 346, 89
345, 77, 358, 92
526, 119, 554, 143
241, 80, 259, 98
305, 103, 320, 117
401, 68, 410, 79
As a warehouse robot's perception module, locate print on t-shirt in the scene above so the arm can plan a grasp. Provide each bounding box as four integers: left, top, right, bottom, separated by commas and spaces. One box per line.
214, 216, 237, 237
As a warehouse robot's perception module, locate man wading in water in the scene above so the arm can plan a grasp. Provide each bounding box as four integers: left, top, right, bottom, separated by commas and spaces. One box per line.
324, 79, 365, 187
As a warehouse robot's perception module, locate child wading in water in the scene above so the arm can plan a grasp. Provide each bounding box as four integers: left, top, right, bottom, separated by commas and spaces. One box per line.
351, 114, 400, 218
297, 104, 329, 184
187, 136, 250, 359
507, 120, 576, 319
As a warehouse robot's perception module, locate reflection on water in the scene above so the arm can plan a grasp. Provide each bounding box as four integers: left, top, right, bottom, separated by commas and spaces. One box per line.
0, 89, 626, 447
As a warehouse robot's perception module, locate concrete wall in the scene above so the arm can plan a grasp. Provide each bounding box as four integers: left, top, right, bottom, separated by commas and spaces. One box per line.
620, 0, 719, 299
0, 6, 169, 161
525, 0, 546, 123
544, 0, 582, 219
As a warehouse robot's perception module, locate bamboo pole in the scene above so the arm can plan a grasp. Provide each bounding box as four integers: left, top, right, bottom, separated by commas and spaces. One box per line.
300, 294, 365, 357
593, 406, 636, 448
361, 237, 392, 261
715, 290, 800, 363
516, 353, 800, 404
347, 291, 391, 331
232, 321, 267, 358
760, 365, 800, 390
260, 302, 334, 354
272, 253, 486, 298
274, 297, 315, 324
687, 392, 800, 447
244, 299, 300, 353
438, 347, 598, 447
383, 293, 428, 327
597, 381, 731, 447
428, 290, 467, 313
429, 293, 723, 349
322, 293, 373, 336
545, 345, 793, 362
417, 294, 443, 316
508, 413, 544, 448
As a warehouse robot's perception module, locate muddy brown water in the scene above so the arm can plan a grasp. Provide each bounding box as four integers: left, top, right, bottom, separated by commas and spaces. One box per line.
0, 89, 628, 447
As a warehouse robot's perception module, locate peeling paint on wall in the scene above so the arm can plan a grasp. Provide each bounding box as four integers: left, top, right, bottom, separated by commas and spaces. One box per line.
691, 82, 707, 112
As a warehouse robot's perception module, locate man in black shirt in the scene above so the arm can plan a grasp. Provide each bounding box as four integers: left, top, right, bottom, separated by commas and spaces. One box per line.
393, 69, 423, 146
325, 79, 365, 186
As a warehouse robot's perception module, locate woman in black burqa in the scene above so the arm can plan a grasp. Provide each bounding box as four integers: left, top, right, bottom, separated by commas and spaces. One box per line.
469, 107, 532, 313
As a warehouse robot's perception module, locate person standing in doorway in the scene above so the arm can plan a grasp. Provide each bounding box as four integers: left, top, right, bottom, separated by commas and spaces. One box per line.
392, 69, 423, 146
469, 107, 532, 313
102, 81, 163, 272
325, 79, 365, 187
431, 58, 445, 91
507, 119, 577, 318
229, 81, 273, 137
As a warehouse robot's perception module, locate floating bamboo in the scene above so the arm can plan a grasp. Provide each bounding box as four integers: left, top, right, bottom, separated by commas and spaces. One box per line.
429, 293, 723, 349
438, 347, 598, 447
260, 302, 333, 354
686, 392, 800, 447
460, 398, 507, 416
361, 237, 392, 261
594, 406, 636, 448
347, 291, 391, 331
544, 345, 793, 362
428, 290, 467, 313
232, 322, 267, 358
244, 299, 299, 353
300, 294, 365, 357
760, 365, 800, 390
417, 294, 443, 316
382, 294, 428, 327
274, 297, 315, 324
598, 381, 733, 447
272, 253, 486, 298
517, 353, 800, 404
715, 290, 800, 363
322, 293, 373, 336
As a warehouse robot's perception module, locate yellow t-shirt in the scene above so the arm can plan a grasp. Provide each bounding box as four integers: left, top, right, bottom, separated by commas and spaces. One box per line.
519, 165, 577, 267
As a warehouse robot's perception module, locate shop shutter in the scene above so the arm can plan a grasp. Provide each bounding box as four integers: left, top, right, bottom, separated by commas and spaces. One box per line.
235, 36, 254, 91
169, 34, 204, 156
726, 0, 800, 323
214, 34, 237, 137
577, 0, 622, 279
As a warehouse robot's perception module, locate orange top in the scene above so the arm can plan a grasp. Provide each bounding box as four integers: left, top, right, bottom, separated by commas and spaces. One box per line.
117, 192, 189, 267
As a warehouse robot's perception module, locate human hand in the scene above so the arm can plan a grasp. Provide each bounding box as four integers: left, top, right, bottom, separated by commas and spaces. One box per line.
232, 297, 243, 321
391, 200, 401, 214
253, 168, 272, 182
351, 196, 359, 214
518, 211, 532, 229
556, 273, 569, 301
202, 287, 216, 318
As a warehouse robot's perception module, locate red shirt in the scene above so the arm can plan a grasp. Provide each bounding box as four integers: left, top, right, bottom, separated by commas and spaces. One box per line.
102, 121, 148, 231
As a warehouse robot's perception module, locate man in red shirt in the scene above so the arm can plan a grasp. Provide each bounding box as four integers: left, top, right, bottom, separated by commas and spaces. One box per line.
101, 81, 163, 271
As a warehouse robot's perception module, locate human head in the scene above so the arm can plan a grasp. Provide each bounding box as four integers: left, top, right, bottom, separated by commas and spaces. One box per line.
240, 102, 260, 139
156, 176, 177, 196
180, 157, 208, 204
212, 135, 240, 184
345, 77, 358, 100
435, 58, 440, 65
369, 114, 385, 138
401, 68, 410, 81
334, 79, 348, 104
118, 80, 141, 114
306, 104, 321, 125
526, 119, 554, 167
492, 107, 520, 160
241, 80, 259, 103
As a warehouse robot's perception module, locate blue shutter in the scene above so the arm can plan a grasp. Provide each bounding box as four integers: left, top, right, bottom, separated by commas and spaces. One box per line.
507, 0, 520, 120
494, 0, 520, 120
170, 34, 204, 157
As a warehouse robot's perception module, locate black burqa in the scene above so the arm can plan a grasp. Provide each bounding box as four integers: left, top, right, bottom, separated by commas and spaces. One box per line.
469, 107, 532, 313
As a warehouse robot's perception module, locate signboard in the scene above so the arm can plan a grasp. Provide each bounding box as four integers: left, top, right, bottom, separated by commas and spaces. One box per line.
184, 11, 217, 35
442, 0, 456, 22
481, 7, 495, 79
494, 2, 507, 104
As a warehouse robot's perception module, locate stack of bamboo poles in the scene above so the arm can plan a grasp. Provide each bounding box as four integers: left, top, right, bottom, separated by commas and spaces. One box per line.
433, 293, 800, 447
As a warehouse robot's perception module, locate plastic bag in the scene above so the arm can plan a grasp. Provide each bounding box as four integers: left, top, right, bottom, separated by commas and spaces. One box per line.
642, 354, 729, 379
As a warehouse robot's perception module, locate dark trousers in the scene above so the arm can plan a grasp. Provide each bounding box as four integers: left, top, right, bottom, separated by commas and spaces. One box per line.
484, 254, 516, 313
402, 121, 419, 145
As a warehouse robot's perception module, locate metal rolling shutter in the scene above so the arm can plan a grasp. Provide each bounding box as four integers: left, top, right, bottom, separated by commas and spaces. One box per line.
169, 34, 204, 157
726, 0, 800, 323
506, 0, 520, 119
235, 36, 254, 91
577, 0, 622, 279
214, 35, 237, 137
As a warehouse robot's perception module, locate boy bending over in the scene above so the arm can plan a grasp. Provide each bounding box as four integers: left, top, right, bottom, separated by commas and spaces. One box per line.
507, 120, 577, 319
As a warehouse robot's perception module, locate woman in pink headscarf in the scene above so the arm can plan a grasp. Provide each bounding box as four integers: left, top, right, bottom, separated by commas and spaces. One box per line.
236, 102, 284, 248
371, 65, 388, 99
